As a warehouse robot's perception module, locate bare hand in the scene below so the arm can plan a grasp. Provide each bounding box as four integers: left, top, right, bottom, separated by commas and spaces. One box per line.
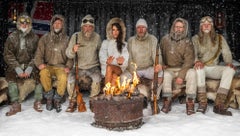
72, 44, 79, 52
38, 64, 46, 70
116, 56, 124, 65
64, 67, 70, 73
18, 73, 30, 78
106, 56, 114, 65
175, 77, 183, 85
226, 63, 236, 70
154, 64, 163, 73
18, 73, 25, 78
194, 61, 204, 69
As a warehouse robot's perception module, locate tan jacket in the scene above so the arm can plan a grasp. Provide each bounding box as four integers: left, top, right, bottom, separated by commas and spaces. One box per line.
127, 32, 158, 73
192, 34, 232, 66
34, 14, 73, 69
66, 31, 101, 70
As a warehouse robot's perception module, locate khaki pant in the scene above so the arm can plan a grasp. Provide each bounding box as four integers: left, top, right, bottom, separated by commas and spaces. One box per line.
196, 65, 235, 95
67, 67, 101, 99
39, 66, 67, 96
162, 68, 197, 99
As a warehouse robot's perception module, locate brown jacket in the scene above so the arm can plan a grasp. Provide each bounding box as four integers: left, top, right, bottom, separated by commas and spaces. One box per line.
160, 18, 194, 79
4, 29, 39, 81
34, 14, 73, 69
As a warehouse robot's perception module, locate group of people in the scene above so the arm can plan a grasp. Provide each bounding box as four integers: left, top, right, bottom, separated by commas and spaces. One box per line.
3, 12, 235, 117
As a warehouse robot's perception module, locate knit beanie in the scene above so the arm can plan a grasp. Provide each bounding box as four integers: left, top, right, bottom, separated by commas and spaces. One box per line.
81, 14, 95, 27
136, 18, 148, 28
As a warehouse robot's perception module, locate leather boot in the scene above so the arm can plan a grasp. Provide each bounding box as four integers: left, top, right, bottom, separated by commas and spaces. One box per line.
6, 102, 21, 116
213, 93, 232, 116
33, 100, 43, 112
161, 97, 171, 113
66, 99, 77, 112
196, 92, 208, 113
186, 98, 195, 115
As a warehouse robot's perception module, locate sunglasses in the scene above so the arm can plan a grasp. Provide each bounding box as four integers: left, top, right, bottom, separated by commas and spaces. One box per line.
82, 19, 94, 24
19, 17, 30, 24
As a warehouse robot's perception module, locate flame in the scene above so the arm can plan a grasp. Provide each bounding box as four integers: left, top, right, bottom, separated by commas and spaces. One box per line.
103, 63, 140, 98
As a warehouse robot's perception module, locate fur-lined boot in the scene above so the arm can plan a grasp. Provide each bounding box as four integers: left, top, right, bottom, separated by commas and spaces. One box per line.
213, 93, 232, 116
6, 102, 21, 116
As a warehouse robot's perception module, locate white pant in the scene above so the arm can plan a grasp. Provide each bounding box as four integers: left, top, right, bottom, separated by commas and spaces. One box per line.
121, 68, 163, 100
162, 68, 197, 99
196, 65, 235, 94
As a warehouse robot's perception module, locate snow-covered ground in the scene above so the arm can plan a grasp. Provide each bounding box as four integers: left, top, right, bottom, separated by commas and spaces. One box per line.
0, 93, 240, 136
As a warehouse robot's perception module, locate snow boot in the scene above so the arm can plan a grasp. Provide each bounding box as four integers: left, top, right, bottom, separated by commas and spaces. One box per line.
6, 102, 21, 116
44, 89, 54, 111
66, 99, 77, 112
213, 93, 232, 116
196, 92, 208, 113
33, 100, 43, 112
186, 98, 195, 115
54, 93, 62, 113
161, 97, 171, 113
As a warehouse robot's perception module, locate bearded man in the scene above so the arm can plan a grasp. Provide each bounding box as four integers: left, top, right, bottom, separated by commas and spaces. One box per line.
4, 13, 43, 116
192, 16, 235, 116
160, 18, 197, 115
65, 14, 102, 112
34, 14, 73, 113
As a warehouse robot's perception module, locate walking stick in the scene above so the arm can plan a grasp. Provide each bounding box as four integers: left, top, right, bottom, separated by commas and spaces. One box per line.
75, 34, 86, 112
151, 43, 160, 115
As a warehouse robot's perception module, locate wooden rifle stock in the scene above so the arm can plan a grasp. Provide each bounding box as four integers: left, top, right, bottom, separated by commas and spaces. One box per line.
75, 34, 86, 112
152, 43, 160, 115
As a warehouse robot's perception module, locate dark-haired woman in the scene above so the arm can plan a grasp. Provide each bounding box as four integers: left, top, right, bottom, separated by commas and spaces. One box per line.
99, 17, 129, 87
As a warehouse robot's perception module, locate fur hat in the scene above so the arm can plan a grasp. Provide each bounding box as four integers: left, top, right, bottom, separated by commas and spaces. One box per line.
136, 18, 148, 28
81, 14, 95, 27
16, 13, 32, 33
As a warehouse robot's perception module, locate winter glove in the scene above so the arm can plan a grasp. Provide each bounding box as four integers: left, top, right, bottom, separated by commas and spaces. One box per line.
25, 66, 33, 75
15, 67, 24, 75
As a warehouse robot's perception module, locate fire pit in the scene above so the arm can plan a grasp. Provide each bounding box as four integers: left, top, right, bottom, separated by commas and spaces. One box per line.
90, 68, 144, 131
90, 94, 144, 131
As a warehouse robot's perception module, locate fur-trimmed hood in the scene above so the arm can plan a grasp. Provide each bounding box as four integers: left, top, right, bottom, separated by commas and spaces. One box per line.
169, 18, 189, 41
50, 14, 66, 35
106, 17, 126, 42
16, 13, 32, 35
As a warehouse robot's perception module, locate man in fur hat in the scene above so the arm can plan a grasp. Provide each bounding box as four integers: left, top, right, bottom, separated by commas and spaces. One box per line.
160, 18, 197, 115
4, 13, 43, 116
192, 16, 235, 116
65, 14, 102, 112
122, 18, 163, 112
34, 14, 73, 113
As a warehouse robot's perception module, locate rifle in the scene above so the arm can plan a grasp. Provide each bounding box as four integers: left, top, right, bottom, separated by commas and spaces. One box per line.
75, 34, 86, 112
151, 43, 160, 115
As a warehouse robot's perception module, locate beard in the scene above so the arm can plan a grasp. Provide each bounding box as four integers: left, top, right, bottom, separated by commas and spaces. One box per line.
172, 31, 185, 41
83, 30, 93, 39
54, 28, 62, 34
20, 28, 28, 33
